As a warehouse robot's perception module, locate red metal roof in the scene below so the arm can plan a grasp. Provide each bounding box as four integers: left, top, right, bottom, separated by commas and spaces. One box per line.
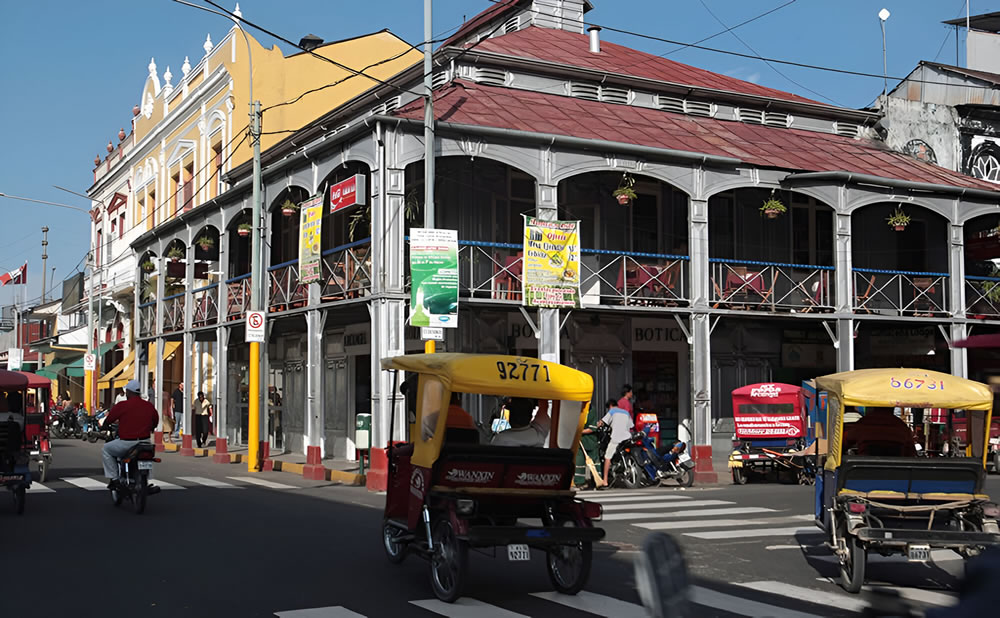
467, 26, 826, 106
441, 0, 524, 49
394, 80, 998, 191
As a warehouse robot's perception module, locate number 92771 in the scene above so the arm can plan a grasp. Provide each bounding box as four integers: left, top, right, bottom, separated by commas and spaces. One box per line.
497, 361, 551, 382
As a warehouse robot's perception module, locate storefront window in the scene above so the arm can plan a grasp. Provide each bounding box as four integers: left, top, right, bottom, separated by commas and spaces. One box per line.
632, 350, 679, 442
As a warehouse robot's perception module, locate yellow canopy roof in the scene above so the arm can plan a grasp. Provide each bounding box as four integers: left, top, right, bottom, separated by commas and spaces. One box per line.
815, 368, 992, 411
381, 353, 593, 402
148, 341, 182, 378
98, 349, 135, 390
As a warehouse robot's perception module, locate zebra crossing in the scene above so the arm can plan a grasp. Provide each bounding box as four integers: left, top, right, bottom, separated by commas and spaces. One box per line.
588, 488, 821, 541
25, 475, 299, 493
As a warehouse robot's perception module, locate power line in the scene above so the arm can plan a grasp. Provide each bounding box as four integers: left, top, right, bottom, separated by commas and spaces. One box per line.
662, 0, 798, 57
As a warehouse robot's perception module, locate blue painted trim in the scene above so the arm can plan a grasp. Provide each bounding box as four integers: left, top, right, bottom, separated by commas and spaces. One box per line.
268, 258, 298, 271
582, 248, 689, 261
225, 273, 251, 284
966, 276, 1000, 282
192, 282, 219, 293
138, 301, 155, 309
709, 257, 834, 271
162, 291, 185, 301
853, 267, 949, 277
321, 237, 372, 257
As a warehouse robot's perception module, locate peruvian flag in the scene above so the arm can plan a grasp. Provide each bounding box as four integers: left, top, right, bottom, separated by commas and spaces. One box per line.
0, 263, 26, 286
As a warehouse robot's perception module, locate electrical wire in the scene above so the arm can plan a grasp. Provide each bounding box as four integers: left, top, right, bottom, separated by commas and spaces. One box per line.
661, 0, 798, 57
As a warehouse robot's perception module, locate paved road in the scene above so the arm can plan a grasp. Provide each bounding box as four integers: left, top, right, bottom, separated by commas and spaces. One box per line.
4, 439, 997, 617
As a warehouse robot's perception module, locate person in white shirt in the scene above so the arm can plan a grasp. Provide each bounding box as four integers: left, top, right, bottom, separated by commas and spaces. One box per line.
491, 397, 549, 447
598, 399, 634, 486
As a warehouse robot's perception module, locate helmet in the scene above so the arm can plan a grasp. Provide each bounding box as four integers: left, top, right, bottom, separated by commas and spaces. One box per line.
125, 379, 141, 394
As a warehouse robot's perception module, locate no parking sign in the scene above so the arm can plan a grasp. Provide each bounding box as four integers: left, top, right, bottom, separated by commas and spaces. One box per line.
246, 311, 266, 343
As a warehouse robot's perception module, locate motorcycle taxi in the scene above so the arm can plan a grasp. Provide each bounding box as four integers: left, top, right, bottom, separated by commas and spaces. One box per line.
814, 368, 1000, 593
380, 353, 605, 602
0, 370, 36, 514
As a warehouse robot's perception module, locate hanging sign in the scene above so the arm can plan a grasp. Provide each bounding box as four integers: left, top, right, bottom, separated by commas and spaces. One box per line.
298, 194, 323, 284
7, 348, 23, 371
83, 353, 97, 371
522, 216, 581, 308
409, 228, 459, 328
330, 174, 366, 214
246, 311, 266, 343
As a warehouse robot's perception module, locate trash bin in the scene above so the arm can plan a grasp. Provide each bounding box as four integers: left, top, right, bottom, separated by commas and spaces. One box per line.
356, 412, 372, 473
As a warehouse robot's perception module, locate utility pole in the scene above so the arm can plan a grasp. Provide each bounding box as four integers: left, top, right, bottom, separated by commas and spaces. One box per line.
248, 100, 263, 472
423, 0, 436, 354
85, 244, 94, 415
41, 227, 49, 304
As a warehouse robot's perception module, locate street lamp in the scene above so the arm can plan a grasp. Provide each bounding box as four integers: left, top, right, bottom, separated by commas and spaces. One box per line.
878, 8, 890, 99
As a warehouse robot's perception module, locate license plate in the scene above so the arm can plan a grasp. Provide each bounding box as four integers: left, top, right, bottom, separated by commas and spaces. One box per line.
507, 544, 530, 561
907, 544, 930, 562
678, 452, 691, 463
137, 461, 153, 470
30, 450, 39, 456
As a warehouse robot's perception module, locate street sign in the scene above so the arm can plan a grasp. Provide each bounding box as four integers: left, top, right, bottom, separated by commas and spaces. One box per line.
83, 353, 97, 371
7, 348, 23, 370
246, 311, 266, 343
420, 327, 444, 341
329, 174, 366, 213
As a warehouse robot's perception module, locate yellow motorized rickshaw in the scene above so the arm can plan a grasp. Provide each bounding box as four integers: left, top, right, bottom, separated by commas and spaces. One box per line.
814, 368, 1000, 593
380, 354, 605, 603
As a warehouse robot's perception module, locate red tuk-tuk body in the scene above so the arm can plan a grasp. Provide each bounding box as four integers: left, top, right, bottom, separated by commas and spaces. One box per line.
16, 371, 52, 482
728, 383, 812, 484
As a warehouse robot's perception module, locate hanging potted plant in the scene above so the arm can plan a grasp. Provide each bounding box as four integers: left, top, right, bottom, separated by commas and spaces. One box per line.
760, 191, 787, 219
140, 259, 155, 273
280, 199, 299, 217
196, 235, 215, 252
887, 207, 910, 232
237, 223, 252, 238
612, 173, 637, 205
166, 246, 185, 262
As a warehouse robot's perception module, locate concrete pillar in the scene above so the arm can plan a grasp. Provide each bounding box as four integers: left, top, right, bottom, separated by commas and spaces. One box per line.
216, 325, 228, 440
836, 318, 855, 372
688, 198, 710, 310
154, 252, 166, 432
949, 219, 968, 376
688, 174, 715, 482
154, 337, 165, 433
537, 182, 560, 363
305, 304, 323, 454
834, 201, 853, 314
951, 323, 968, 378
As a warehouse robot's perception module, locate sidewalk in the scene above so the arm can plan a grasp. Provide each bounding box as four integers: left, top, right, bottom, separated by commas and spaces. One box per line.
158, 434, 366, 486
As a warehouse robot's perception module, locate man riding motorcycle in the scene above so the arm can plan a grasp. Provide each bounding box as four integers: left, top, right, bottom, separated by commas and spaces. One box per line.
100, 380, 159, 490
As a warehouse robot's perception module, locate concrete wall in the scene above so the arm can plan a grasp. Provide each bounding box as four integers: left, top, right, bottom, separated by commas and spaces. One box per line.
884, 97, 961, 171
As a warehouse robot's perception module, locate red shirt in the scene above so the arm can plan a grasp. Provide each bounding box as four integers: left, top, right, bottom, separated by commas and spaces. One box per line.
617, 396, 633, 415
105, 397, 159, 440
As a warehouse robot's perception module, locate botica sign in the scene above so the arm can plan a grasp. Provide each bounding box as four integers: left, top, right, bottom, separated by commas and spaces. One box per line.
631, 318, 688, 351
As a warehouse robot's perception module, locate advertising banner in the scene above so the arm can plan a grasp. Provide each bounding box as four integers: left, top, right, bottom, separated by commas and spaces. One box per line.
409, 228, 459, 328
522, 216, 580, 308
298, 194, 323, 284
329, 174, 366, 213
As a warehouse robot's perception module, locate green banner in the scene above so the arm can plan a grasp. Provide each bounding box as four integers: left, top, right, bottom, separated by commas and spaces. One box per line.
409, 228, 459, 328
523, 216, 581, 308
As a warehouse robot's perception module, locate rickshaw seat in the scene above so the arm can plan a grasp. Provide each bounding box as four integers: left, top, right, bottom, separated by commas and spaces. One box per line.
838, 489, 991, 502
0, 420, 22, 454
837, 456, 984, 496
444, 427, 480, 445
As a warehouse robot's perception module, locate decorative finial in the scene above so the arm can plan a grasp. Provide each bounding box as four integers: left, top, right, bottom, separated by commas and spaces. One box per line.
107, 141, 114, 153
182, 56, 191, 78
204, 33, 214, 55
148, 57, 157, 77
233, 3, 242, 19
163, 66, 173, 88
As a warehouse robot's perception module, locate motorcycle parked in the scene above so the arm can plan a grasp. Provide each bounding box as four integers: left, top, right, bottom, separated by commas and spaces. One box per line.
85, 410, 110, 443
104, 427, 161, 515
610, 427, 695, 488
50, 408, 82, 440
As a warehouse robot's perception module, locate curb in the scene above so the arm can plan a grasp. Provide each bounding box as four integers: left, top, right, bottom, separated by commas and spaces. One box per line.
160, 443, 366, 485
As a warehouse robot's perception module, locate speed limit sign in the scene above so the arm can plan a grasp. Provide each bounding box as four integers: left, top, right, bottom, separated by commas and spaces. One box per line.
246, 311, 266, 343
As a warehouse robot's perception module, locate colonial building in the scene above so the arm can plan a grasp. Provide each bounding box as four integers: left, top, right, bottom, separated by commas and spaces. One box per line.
84, 8, 420, 423
130, 0, 1000, 479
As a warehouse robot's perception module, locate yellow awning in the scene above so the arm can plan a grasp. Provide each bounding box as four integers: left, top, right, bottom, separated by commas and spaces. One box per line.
98, 349, 135, 390
148, 341, 182, 378
815, 368, 993, 411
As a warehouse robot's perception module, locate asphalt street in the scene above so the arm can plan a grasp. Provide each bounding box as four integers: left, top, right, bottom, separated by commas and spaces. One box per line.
3, 439, 997, 617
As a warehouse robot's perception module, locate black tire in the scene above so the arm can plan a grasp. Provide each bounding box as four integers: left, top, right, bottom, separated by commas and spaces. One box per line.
615, 457, 642, 489
546, 522, 593, 595
732, 467, 747, 485
87, 432, 99, 444
383, 520, 407, 564
993, 451, 1000, 475
110, 486, 124, 507
840, 529, 866, 593
37, 459, 48, 484
133, 475, 148, 515
429, 518, 467, 603
50, 426, 62, 440
677, 467, 695, 487
14, 486, 26, 515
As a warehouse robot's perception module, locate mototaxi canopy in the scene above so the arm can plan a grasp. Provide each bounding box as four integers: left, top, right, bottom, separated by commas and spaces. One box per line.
815, 368, 994, 469
381, 354, 594, 468
0, 370, 29, 391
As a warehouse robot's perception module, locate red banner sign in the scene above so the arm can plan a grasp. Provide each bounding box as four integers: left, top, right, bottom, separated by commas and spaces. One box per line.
329, 174, 366, 213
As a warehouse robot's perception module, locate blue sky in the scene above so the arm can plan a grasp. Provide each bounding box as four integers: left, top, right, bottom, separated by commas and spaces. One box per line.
0, 0, 984, 308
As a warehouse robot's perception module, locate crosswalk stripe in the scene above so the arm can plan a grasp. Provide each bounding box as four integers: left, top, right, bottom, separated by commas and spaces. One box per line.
636, 515, 813, 531
603, 506, 775, 521
685, 526, 823, 540
62, 477, 108, 491
228, 476, 296, 489
274, 606, 367, 617
26, 483, 54, 493
531, 590, 645, 618
865, 585, 956, 608
582, 490, 667, 498
601, 499, 733, 511
589, 494, 693, 503
153, 480, 184, 490
178, 476, 242, 488
690, 585, 819, 618
410, 598, 529, 617
735, 581, 867, 613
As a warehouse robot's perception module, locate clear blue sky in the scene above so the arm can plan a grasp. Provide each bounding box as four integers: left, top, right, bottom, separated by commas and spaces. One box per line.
0, 0, 983, 309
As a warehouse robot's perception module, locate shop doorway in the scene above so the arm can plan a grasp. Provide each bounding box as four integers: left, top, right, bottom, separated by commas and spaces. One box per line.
324, 356, 348, 457
632, 351, 680, 443
572, 354, 626, 418
282, 361, 305, 453
228, 359, 249, 446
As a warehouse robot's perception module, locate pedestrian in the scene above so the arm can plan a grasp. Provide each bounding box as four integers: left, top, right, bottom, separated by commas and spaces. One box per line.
114, 389, 127, 406
192, 390, 213, 448
170, 382, 184, 439
161, 389, 174, 443
598, 398, 634, 487
618, 384, 634, 417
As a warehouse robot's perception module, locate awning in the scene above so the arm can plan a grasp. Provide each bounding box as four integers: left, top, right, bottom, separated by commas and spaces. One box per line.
36, 362, 69, 380
953, 334, 1000, 349
98, 349, 136, 390
149, 341, 182, 378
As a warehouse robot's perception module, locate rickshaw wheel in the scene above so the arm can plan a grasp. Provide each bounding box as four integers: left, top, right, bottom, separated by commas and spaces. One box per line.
13, 487, 25, 515
840, 531, 866, 593
383, 520, 407, 564
547, 522, 593, 595
429, 518, 467, 603
732, 468, 747, 485
37, 459, 48, 484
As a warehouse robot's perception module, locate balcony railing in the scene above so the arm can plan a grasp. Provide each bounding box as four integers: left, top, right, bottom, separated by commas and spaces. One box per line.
965, 276, 1000, 319
321, 238, 372, 302
268, 260, 308, 313
162, 293, 185, 332
192, 283, 219, 327
710, 259, 833, 312
226, 274, 251, 321
853, 268, 948, 316
138, 301, 155, 338
456, 241, 524, 301
580, 249, 688, 307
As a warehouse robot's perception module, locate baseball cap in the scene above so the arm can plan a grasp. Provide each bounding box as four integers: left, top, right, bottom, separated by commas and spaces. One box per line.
125, 379, 141, 393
